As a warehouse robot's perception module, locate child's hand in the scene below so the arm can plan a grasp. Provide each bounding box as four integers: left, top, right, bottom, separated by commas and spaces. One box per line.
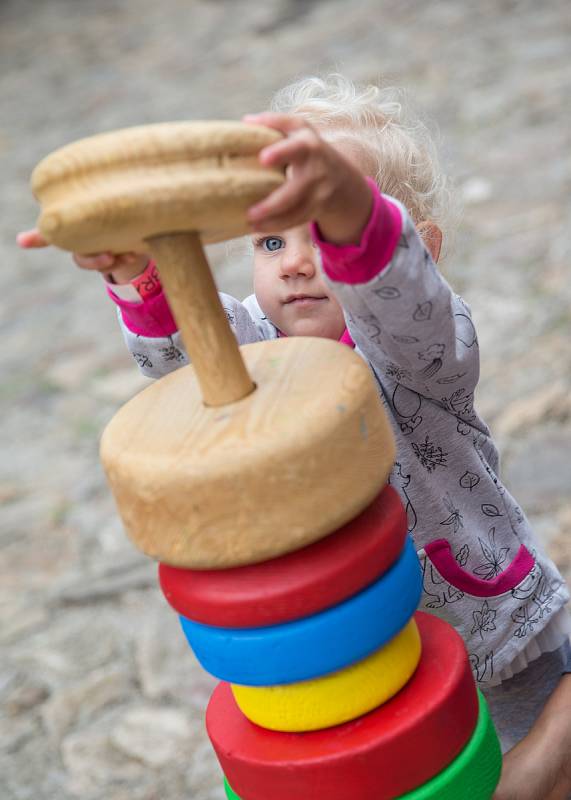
493, 674, 571, 800
17, 229, 149, 284
243, 113, 373, 246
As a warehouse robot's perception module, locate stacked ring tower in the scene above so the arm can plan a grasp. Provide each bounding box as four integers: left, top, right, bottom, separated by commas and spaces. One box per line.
31, 121, 502, 799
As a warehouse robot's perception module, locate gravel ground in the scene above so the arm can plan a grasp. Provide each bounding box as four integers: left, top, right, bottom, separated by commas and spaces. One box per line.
1, 1, 570, 798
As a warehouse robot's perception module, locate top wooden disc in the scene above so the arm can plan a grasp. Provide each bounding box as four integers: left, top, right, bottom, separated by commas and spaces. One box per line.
100, 337, 396, 568
31, 121, 284, 253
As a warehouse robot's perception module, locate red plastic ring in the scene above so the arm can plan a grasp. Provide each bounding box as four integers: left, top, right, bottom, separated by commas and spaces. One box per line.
206, 612, 479, 800
159, 484, 406, 627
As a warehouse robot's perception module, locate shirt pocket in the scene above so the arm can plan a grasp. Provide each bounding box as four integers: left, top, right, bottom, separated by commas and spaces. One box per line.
417, 537, 542, 684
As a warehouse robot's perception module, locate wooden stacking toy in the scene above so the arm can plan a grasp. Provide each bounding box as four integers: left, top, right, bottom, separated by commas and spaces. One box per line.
31, 121, 502, 799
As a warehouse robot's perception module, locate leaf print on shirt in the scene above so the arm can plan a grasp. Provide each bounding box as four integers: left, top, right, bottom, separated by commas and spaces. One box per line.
413, 301, 433, 322
356, 314, 382, 343
439, 492, 464, 534
455, 313, 478, 348
412, 435, 448, 473
419, 359, 443, 379
133, 353, 153, 369
511, 564, 542, 601
471, 600, 497, 640
457, 420, 471, 436
436, 373, 467, 385
482, 504, 502, 518
511, 602, 541, 639
417, 344, 445, 379
374, 286, 401, 300
512, 574, 561, 638
418, 343, 445, 362
421, 558, 464, 609
532, 575, 561, 619
456, 543, 470, 567
441, 387, 476, 420
474, 527, 510, 580
392, 384, 423, 435
392, 334, 420, 344
388, 462, 417, 534
385, 361, 412, 383
159, 341, 186, 362
223, 307, 236, 326
460, 471, 480, 491
469, 651, 495, 684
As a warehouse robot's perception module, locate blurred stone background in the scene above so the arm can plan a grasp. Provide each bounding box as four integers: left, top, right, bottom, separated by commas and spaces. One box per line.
1, 1, 570, 798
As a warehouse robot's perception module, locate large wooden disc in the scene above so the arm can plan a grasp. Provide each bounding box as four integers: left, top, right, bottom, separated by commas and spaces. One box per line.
31, 121, 284, 253
101, 336, 396, 568
158, 484, 407, 627
207, 612, 479, 800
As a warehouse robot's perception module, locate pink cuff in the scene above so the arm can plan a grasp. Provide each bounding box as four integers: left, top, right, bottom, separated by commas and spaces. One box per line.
311, 177, 403, 284
107, 286, 178, 337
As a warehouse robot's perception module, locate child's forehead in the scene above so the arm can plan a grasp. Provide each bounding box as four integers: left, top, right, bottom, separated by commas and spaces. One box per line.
250, 224, 313, 242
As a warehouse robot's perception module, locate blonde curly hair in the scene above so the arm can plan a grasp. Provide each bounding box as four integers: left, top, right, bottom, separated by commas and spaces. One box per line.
270, 74, 455, 248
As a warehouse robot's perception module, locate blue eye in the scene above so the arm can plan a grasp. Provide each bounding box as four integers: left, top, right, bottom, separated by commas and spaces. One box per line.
262, 237, 284, 253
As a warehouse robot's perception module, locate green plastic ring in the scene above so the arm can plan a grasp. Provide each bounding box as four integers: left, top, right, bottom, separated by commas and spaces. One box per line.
398, 691, 501, 799
223, 691, 501, 800
224, 778, 240, 800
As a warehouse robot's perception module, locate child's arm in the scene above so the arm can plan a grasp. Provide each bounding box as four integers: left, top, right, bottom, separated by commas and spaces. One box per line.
317, 189, 481, 407
17, 231, 264, 379
246, 115, 479, 406
244, 113, 373, 246
493, 673, 571, 800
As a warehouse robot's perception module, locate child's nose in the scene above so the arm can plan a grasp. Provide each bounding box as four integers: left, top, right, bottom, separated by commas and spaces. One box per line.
280, 245, 317, 278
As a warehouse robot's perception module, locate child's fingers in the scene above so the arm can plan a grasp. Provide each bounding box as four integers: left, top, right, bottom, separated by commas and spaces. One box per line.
17, 229, 49, 248
247, 173, 315, 225
243, 112, 308, 136
258, 131, 316, 170
73, 251, 148, 274
250, 197, 315, 234
73, 252, 115, 271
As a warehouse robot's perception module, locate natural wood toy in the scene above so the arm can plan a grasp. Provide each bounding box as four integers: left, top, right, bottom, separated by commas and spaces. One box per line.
31, 121, 396, 569
31, 122, 501, 800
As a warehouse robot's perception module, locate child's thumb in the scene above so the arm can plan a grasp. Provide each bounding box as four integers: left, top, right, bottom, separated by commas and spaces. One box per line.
17, 229, 49, 248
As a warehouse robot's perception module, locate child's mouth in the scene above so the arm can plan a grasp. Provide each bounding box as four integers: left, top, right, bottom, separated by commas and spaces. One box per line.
285, 295, 327, 306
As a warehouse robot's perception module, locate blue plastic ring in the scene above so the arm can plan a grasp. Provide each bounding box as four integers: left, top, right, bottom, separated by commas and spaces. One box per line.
179, 536, 422, 685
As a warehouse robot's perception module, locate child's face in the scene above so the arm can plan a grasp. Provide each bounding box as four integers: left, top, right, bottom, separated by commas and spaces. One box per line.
252, 131, 377, 340
252, 225, 346, 339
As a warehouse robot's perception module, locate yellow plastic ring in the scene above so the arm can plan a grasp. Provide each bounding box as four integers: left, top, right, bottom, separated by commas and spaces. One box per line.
231, 617, 421, 732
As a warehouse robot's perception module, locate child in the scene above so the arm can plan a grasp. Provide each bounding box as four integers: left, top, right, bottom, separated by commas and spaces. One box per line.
19, 75, 571, 798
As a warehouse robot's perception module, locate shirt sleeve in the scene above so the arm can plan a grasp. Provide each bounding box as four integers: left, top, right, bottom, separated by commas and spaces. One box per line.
315, 183, 481, 405
107, 282, 264, 380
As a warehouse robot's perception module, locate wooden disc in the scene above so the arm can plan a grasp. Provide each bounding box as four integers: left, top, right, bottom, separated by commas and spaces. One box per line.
206, 612, 479, 800
158, 484, 406, 627
180, 537, 421, 685
31, 121, 284, 252
101, 337, 396, 568
231, 618, 421, 732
